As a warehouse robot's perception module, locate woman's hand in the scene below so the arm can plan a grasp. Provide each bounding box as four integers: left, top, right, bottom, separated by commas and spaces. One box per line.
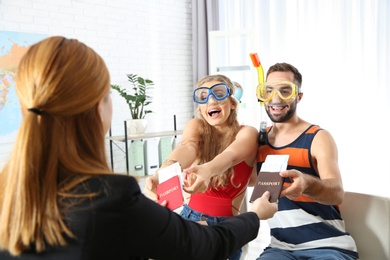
143, 175, 167, 206
182, 165, 211, 194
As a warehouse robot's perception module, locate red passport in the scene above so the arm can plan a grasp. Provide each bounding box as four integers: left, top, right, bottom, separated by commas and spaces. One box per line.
250, 171, 285, 203
157, 175, 184, 210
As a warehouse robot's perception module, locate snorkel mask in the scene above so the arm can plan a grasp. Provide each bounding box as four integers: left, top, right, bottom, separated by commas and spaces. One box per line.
256, 81, 299, 102
193, 83, 232, 104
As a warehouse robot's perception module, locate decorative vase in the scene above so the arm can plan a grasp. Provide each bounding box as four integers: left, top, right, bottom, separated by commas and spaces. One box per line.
128, 119, 147, 134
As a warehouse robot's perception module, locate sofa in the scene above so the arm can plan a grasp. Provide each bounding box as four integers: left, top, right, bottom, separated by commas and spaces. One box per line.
340, 191, 390, 260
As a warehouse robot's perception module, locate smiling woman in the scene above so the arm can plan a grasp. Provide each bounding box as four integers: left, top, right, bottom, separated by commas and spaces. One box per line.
144, 74, 267, 260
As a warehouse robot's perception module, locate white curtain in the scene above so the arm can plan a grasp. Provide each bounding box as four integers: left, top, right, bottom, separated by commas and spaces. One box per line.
217, 0, 390, 196
191, 0, 220, 85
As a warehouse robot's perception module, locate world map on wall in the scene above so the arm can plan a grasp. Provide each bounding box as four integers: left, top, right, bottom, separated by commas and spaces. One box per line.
0, 31, 47, 142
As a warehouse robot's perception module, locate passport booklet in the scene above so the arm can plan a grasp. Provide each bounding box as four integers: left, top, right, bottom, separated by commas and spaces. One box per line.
250, 155, 289, 203
156, 162, 184, 210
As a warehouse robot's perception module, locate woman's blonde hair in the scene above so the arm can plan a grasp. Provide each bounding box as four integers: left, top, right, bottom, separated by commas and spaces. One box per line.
0, 36, 111, 255
193, 74, 240, 188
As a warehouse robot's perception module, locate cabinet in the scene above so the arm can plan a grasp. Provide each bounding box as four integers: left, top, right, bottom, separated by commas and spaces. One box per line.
108, 120, 182, 175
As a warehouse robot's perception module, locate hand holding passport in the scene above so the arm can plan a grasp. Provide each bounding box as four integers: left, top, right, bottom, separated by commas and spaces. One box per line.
156, 162, 184, 210
250, 155, 289, 203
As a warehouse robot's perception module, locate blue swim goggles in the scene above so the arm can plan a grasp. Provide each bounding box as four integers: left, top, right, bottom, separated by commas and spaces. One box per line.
193, 83, 232, 104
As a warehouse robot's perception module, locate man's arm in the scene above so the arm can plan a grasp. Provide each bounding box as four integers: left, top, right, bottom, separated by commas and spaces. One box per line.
280, 130, 344, 205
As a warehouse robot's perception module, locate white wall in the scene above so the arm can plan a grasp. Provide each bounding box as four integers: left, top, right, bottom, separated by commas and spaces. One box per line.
0, 0, 194, 172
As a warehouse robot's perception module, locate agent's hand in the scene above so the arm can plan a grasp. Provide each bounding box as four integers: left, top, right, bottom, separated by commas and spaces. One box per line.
250, 191, 278, 220
144, 175, 168, 207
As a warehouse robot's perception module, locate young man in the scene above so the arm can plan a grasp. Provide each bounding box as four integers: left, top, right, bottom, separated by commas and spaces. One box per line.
256, 63, 359, 260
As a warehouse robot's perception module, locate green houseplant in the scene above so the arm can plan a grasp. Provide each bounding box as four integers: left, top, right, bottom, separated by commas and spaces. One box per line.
111, 74, 154, 119
111, 74, 154, 134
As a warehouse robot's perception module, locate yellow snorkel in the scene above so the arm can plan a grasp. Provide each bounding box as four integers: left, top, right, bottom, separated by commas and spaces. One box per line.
250, 53, 264, 86
249, 53, 267, 146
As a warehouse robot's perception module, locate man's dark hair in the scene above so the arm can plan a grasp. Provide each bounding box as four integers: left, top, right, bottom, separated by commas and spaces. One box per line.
266, 63, 302, 89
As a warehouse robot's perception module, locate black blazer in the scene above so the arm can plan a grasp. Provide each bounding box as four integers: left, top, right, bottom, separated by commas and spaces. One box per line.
0, 174, 260, 260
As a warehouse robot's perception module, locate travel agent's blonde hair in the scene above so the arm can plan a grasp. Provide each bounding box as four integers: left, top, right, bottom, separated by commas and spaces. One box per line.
0, 36, 111, 255
193, 74, 240, 188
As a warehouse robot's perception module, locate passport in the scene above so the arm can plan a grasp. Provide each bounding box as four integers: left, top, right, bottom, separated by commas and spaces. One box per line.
157, 175, 184, 210
249, 171, 285, 203
156, 162, 184, 211
250, 154, 289, 203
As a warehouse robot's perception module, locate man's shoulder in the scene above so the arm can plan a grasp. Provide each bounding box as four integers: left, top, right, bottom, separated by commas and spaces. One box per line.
306, 124, 322, 133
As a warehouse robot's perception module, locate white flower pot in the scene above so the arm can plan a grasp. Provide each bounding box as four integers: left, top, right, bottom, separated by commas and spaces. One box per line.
128, 119, 147, 134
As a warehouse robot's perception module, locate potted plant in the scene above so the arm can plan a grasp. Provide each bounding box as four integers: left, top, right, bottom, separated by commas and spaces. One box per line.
111, 74, 154, 134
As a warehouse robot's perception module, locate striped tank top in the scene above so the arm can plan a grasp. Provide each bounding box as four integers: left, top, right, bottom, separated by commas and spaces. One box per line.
257, 125, 358, 258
